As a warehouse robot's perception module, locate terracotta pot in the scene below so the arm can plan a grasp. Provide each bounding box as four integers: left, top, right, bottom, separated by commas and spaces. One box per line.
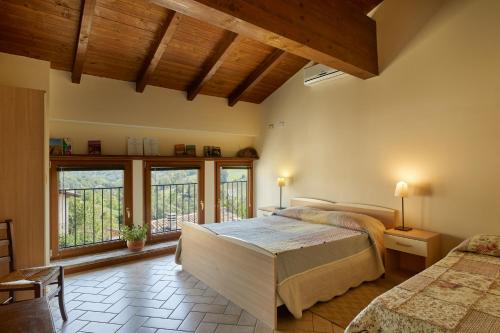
127, 239, 145, 252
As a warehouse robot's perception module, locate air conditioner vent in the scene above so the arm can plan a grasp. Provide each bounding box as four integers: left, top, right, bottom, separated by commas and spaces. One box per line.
303, 64, 346, 86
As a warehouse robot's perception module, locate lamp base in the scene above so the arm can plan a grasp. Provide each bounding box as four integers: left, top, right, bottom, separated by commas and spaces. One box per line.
395, 226, 413, 231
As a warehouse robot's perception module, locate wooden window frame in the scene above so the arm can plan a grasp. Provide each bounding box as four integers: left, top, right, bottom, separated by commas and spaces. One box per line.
144, 159, 205, 243
50, 159, 133, 260
215, 159, 254, 222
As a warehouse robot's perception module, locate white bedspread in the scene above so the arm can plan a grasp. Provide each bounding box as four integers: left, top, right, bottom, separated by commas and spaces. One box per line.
176, 207, 386, 318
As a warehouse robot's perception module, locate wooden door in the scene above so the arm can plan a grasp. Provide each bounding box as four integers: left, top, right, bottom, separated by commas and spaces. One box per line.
0, 85, 45, 269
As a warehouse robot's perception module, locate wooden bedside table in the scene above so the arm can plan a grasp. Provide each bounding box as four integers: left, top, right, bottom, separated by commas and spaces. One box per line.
257, 206, 284, 217
384, 228, 441, 278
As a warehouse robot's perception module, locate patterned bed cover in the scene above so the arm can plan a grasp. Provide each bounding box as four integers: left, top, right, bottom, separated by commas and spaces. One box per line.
346, 250, 500, 332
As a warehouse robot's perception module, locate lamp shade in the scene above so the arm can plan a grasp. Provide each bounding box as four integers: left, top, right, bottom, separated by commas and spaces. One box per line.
394, 181, 409, 197
277, 177, 286, 187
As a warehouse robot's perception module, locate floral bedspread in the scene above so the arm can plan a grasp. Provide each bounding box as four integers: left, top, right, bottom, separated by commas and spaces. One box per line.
346, 250, 500, 332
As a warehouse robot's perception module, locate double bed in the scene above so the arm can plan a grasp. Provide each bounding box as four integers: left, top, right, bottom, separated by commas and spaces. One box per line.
176, 198, 397, 329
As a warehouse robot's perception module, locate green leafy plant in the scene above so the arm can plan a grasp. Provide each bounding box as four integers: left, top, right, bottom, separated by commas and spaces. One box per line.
121, 225, 148, 241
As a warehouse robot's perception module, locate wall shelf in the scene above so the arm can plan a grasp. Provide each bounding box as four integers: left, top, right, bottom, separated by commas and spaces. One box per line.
49, 154, 258, 162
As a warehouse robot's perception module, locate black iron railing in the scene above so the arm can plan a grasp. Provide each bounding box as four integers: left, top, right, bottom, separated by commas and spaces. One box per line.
220, 180, 248, 222
151, 183, 198, 234
58, 187, 123, 249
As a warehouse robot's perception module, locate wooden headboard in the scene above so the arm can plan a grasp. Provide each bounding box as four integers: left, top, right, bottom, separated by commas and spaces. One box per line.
290, 197, 397, 229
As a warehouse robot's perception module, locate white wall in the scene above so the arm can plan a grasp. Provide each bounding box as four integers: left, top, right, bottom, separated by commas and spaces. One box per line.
49, 70, 261, 156
256, 0, 500, 253
0, 53, 50, 91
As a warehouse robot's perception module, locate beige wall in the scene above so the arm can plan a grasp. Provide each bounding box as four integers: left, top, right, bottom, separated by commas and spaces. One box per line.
49, 69, 261, 156
0, 53, 50, 91
256, 0, 500, 253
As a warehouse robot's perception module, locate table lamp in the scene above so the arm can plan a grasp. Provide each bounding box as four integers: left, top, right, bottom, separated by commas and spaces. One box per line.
394, 181, 412, 231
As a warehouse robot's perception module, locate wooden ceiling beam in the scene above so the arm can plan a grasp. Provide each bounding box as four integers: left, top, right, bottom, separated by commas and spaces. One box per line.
72, 0, 97, 84
350, 0, 384, 14
228, 49, 285, 107
151, 0, 379, 79
136, 11, 182, 93
187, 31, 239, 101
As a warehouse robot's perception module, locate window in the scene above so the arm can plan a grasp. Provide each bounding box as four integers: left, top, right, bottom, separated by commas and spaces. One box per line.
216, 161, 253, 222
50, 160, 132, 259
145, 161, 204, 241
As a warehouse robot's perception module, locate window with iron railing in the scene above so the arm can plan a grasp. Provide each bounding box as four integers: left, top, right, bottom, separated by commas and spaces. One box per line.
57, 168, 125, 249
217, 165, 252, 222
149, 167, 201, 236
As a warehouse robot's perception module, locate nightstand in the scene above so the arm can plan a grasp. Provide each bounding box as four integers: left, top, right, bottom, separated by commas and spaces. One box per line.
384, 228, 441, 278
257, 206, 284, 217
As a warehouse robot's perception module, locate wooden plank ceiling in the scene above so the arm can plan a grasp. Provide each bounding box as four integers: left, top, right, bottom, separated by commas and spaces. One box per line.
0, 0, 382, 106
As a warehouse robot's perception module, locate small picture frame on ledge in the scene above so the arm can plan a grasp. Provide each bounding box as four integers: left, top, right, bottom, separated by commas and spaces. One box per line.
49, 138, 64, 156
63, 138, 72, 156
88, 140, 102, 155
127, 137, 143, 155
203, 146, 222, 157
185, 144, 196, 156
174, 144, 185, 156
211, 146, 221, 157
203, 146, 211, 157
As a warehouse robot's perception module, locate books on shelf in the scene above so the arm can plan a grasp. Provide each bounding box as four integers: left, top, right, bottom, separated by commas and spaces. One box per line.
203, 146, 221, 157
174, 144, 197, 156
63, 138, 72, 155
50, 138, 71, 156
127, 137, 143, 155
185, 144, 196, 156
143, 138, 159, 156
174, 144, 185, 156
127, 137, 159, 156
49, 138, 63, 156
88, 140, 101, 155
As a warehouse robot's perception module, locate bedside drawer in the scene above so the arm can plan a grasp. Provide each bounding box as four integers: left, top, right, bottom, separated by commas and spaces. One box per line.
384, 234, 427, 257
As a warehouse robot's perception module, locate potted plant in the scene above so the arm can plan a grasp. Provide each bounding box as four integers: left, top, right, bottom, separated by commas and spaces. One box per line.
121, 225, 148, 251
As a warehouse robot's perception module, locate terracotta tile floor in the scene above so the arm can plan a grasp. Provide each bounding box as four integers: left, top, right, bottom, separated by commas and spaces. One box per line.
50, 254, 344, 333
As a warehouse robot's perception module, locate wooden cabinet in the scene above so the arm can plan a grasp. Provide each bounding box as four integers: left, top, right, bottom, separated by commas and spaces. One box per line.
0, 85, 45, 269
384, 228, 441, 279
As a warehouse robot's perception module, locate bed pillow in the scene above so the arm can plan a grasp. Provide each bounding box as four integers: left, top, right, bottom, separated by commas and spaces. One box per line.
277, 208, 382, 234
275, 206, 321, 220
456, 234, 500, 257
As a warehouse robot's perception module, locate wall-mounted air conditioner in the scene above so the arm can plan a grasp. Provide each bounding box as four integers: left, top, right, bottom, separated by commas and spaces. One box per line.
303, 64, 345, 86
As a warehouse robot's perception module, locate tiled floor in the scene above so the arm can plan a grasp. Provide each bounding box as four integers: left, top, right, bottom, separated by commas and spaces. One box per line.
50, 254, 344, 333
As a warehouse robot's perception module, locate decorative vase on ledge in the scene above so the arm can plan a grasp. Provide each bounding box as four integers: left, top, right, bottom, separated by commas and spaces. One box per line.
121, 225, 148, 252
127, 239, 145, 252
